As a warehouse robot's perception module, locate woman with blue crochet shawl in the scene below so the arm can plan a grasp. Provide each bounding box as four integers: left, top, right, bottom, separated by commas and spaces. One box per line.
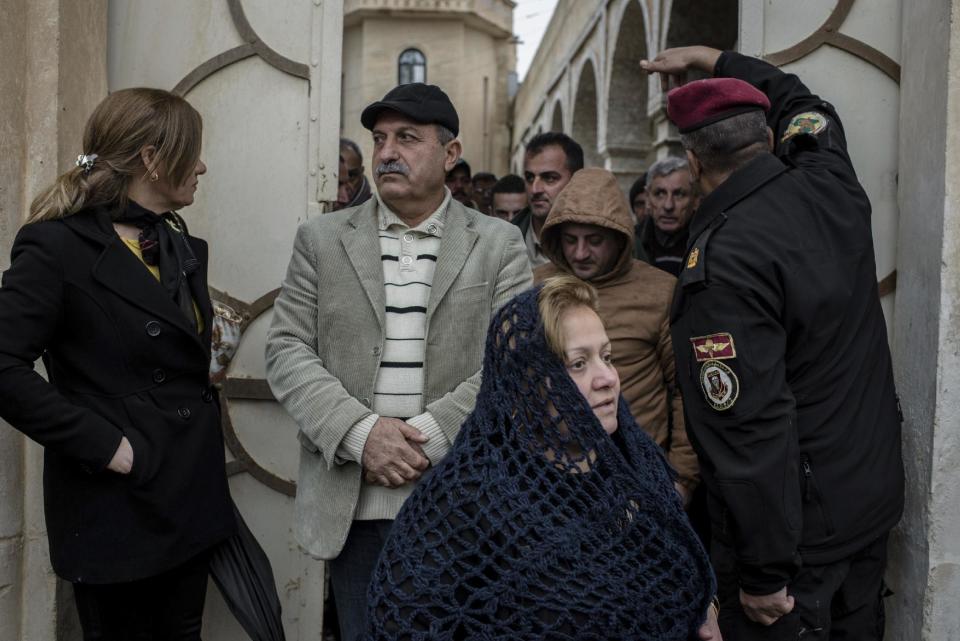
365, 275, 719, 640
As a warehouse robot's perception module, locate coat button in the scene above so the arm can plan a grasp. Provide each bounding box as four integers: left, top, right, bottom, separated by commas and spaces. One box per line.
145, 320, 162, 337
361, 397, 370, 406
152, 368, 166, 383
177, 407, 191, 420
372, 346, 381, 356
201, 388, 214, 403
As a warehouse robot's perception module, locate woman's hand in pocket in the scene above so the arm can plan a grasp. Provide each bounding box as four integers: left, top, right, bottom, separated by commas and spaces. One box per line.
107, 436, 134, 474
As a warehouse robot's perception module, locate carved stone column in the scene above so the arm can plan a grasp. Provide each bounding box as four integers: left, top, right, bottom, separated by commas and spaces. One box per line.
0, 0, 108, 638
888, 1, 960, 638
601, 145, 651, 194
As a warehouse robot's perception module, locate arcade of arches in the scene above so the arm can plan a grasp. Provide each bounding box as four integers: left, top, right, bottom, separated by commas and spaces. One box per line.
512, 0, 737, 189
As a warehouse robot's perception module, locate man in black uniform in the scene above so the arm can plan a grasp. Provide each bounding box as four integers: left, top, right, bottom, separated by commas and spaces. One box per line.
641, 46, 904, 640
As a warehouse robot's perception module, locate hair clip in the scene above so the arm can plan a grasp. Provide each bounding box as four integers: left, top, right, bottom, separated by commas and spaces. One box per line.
75, 153, 98, 173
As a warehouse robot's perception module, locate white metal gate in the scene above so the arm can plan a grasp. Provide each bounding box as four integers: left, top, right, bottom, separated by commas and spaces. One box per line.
107, 1, 343, 638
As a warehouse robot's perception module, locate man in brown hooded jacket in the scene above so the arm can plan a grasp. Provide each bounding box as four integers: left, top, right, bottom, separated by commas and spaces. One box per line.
533, 168, 699, 500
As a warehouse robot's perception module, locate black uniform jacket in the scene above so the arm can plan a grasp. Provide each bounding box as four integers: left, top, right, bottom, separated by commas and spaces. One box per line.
670, 52, 903, 595
0, 207, 235, 583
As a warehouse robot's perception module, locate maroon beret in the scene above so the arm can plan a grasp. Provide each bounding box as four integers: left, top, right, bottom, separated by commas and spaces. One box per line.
667, 78, 771, 133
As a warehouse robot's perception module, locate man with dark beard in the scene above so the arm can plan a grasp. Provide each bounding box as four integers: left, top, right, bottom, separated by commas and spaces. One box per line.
512, 132, 584, 269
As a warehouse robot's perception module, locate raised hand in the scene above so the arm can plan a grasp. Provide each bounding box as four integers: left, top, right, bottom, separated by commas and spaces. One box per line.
640, 46, 723, 92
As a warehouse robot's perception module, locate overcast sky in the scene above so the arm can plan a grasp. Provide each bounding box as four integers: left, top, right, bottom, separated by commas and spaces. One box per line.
513, 0, 559, 81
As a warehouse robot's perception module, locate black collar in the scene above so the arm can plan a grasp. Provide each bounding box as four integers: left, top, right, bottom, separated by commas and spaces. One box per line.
689, 153, 788, 239
61, 206, 118, 245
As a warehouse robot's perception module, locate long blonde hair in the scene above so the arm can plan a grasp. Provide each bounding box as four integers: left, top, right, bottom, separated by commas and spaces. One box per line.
27, 88, 203, 223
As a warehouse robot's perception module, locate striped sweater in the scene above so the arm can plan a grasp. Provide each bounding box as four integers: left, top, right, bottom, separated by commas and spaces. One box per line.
337, 190, 452, 520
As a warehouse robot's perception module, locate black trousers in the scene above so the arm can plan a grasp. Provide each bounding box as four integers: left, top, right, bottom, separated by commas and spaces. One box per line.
329, 520, 395, 641
72, 551, 211, 641
713, 534, 890, 640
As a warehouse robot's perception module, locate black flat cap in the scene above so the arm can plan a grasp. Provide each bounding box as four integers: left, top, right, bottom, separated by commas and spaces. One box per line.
361, 83, 459, 136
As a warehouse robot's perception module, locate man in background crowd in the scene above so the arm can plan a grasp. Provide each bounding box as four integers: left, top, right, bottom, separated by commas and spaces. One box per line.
490, 174, 527, 222
635, 157, 697, 276
629, 172, 649, 225
629, 171, 649, 258
445, 158, 477, 208
471, 171, 497, 216
513, 132, 584, 268
335, 137, 372, 210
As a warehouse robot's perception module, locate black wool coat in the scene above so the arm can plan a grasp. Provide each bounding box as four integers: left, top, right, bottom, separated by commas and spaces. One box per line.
0, 207, 235, 584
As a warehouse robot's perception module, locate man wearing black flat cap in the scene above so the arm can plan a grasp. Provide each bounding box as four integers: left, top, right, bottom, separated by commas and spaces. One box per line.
642, 47, 903, 640
266, 82, 531, 640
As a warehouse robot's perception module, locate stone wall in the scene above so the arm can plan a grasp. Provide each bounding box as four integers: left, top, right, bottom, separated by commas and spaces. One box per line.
342, 4, 516, 176
510, 0, 737, 185
0, 2, 109, 638
888, 1, 960, 638
343, 0, 513, 35
511, 0, 604, 148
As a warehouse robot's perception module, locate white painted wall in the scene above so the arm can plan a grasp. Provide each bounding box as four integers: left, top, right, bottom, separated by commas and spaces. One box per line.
738, 0, 901, 329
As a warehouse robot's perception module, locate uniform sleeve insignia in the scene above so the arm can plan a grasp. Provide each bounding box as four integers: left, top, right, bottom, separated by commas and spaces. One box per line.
686, 247, 700, 269
700, 360, 739, 411
690, 332, 737, 362
781, 111, 828, 142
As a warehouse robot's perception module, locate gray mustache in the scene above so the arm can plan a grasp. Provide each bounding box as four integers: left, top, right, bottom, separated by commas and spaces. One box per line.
376, 161, 409, 177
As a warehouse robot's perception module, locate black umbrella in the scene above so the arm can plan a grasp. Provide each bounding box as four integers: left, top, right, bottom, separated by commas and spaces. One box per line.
209, 501, 286, 641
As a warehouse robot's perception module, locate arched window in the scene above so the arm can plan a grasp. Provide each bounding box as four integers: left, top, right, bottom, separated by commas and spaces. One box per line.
398, 48, 426, 85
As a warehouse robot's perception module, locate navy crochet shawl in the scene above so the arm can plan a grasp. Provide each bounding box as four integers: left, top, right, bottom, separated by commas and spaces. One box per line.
365, 287, 715, 640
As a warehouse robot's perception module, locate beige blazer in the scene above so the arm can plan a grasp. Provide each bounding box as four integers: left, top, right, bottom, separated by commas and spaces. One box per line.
265, 197, 532, 559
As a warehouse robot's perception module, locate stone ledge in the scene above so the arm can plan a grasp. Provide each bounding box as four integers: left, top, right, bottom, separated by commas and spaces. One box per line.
344, 0, 513, 36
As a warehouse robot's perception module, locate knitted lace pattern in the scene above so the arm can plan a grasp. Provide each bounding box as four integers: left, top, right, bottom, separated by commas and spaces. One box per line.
365, 287, 715, 640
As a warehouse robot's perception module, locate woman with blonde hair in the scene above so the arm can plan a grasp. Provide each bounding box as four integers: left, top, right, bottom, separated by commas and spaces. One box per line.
0, 88, 235, 639
365, 275, 720, 640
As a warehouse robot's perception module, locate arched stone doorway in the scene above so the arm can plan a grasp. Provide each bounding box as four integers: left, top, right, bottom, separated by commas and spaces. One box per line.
650, 0, 738, 156
572, 59, 600, 167
550, 100, 564, 132
666, 0, 738, 59
605, 0, 652, 187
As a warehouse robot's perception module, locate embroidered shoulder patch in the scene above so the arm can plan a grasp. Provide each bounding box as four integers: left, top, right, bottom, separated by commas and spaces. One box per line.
690, 332, 736, 362
686, 247, 700, 269
781, 111, 828, 142
699, 360, 739, 411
